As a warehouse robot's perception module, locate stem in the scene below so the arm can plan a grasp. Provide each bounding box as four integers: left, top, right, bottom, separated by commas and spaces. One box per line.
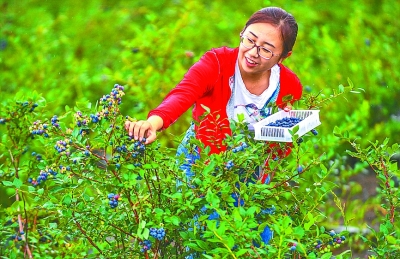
380, 158, 395, 224
211, 229, 238, 259
16, 189, 33, 258
250, 245, 262, 259
90, 213, 136, 238
72, 212, 103, 255
8, 147, 34, 258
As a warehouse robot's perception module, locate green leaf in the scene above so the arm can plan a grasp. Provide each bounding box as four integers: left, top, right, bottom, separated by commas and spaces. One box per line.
62, 209, 72, 218
321, 252, 333, 259
282, 215, 292, 229
10, 201, 23, 212
226, 236, 235, 248
386, 235, 397, 245
49, 222, 58, 229
338, 84, 344, 93
196, 240, 209, 250
42, 201, 55, 209
203, 160, 216, 175
333, 126, 342, 137
206, 189, 220, 207
143, 228, 149, 239
293, 226, 305, 238
2, 180, 13, 186
13, 178, 22, 189
62, 194, 72, 206
140, 220, 146, 228
170, 216, 180, 226
320, 163, 328, 175
216, 222, 227, 237
232, 208, 242, 221
236, 249, 248, 256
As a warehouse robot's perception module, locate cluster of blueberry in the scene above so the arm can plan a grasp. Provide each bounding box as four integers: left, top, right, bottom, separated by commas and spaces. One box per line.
38, 231, 54, 243
107, 193, 121, 209
54, 139, 72, 156
266, 117, 303, 128
18, 101, 38, 113
0, 102, 39, 124
74, 111, 89, 127
59, 165, 71, 172
261, 205, 276, 215
115, 145, 128, 153
30, 120, 49, 137
10, 231, 25, 242
31, 152, 42, 161
75, 112, 103, 125
314, 230, 346, 254
149, 227, 166, 240
79, 128, 91, 136
296, 137, 304, 144
29, 103, 39, 112
28, 168, 57, 187
89, 113, 101, 123
98, 85, 125, 118
51, 115, 60, 128
225, 160, 234, 170
232, 142, 248, 153
100, 84, 125, 107
139, 240, 152, 253
73, 85, 126, 131
4, 217, 16, 226
130, 138, 146, 159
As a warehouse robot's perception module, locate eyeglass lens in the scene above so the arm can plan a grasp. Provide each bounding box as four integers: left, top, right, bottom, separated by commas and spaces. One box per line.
241, 36, 273, 59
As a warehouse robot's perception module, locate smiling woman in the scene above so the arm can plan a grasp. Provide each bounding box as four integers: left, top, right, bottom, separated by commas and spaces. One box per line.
124, 7, 302, 256
125, 7, 302, 152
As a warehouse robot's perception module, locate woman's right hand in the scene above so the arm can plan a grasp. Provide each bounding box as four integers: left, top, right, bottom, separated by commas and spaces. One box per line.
124, 115, 163, 144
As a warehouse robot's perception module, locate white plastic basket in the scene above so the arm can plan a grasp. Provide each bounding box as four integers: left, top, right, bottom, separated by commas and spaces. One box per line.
253, 110, 321, 142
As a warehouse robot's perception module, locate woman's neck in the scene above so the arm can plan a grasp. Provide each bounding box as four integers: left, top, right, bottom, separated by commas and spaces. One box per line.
242, 70, 271, 95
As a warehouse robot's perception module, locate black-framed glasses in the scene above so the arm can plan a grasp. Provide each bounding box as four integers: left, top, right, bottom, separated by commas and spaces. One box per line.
240, 35, 278, 60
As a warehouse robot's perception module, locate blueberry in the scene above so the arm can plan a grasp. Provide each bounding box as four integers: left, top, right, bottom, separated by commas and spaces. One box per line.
297, 166, 303, 173
311, 129, 318, 135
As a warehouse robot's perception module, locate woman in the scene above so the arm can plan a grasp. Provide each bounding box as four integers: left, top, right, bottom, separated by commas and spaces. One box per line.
125, 7, 302, 157
126, 7, 303, 252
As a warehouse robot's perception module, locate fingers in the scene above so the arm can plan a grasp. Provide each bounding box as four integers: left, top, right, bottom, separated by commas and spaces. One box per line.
144, 129, 157, 144
124, 120, 157, 144
283, 106, 292, 112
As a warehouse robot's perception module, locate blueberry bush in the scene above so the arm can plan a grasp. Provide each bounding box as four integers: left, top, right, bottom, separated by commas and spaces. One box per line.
1, 0, 399, 258
1, 82, 398, 258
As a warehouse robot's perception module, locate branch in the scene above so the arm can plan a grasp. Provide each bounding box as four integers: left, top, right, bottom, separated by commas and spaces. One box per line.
16, 189, 33, 258
72, 212, 103, 255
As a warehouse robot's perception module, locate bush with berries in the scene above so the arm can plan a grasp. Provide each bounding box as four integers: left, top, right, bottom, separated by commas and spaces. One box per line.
0, 83, 399, 259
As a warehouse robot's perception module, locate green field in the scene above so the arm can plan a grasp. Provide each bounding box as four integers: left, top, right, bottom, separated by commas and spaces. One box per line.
1, 0, 399, 258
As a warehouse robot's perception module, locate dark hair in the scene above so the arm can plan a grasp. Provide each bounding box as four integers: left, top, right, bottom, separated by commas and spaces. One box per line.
242, 7, 298, 58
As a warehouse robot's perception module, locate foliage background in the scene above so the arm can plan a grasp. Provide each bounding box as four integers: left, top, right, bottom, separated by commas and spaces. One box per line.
1, 0, 399, 257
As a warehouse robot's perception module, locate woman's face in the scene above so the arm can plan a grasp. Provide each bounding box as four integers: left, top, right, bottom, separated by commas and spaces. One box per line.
238, 22, 287, 77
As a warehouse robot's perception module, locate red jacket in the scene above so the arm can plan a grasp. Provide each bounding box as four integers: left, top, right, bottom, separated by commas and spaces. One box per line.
148, 47, 302, 154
